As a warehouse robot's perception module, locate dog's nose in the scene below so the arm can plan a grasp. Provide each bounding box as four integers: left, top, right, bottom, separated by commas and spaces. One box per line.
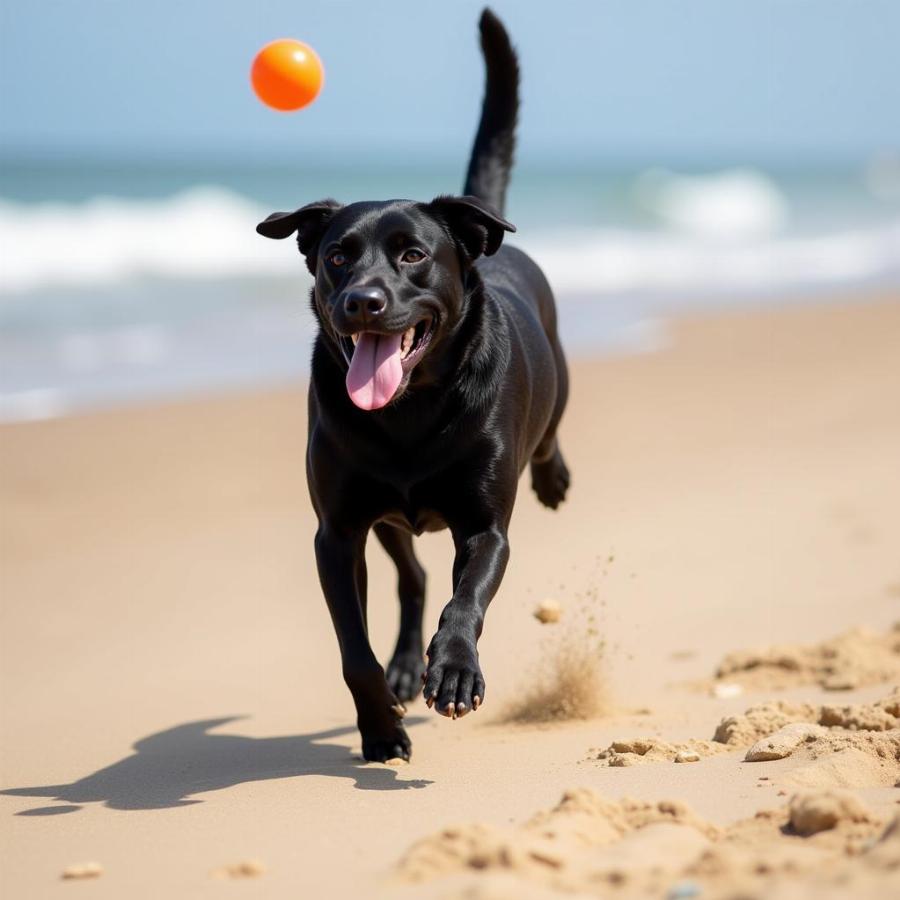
343, 286, 387, 324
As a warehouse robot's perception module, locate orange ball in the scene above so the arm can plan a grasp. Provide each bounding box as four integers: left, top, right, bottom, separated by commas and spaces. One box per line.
251, 39, 324, 111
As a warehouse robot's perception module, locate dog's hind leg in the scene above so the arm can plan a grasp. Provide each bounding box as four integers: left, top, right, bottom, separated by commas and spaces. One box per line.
530, 334, 571, 509
375, 523, 427, 703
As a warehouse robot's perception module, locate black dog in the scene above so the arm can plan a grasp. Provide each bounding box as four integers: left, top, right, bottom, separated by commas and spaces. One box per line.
257, 9, 569, 761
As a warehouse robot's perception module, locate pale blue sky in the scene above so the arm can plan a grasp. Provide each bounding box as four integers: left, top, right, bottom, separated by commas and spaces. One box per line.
1, 0, 898, 165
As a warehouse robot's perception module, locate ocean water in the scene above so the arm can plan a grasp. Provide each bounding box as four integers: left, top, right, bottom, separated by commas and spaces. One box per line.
2, 160, 899, 422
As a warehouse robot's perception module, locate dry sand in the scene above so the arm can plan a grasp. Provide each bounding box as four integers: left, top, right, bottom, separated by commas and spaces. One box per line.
2, 295, 899, 899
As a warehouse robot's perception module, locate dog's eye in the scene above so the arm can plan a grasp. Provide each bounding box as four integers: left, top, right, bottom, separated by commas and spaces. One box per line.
327, 251, 347, 267
401, 248, 426, 264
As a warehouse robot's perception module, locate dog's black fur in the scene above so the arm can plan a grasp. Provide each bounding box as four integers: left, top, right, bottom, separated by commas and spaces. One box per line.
257, 9, 569, 761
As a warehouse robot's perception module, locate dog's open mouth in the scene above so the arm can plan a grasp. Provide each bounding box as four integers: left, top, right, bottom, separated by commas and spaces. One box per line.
340, 317, 435, 411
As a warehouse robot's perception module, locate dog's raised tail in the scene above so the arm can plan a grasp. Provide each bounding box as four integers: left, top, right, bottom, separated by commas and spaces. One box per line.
463, 9, 519, 216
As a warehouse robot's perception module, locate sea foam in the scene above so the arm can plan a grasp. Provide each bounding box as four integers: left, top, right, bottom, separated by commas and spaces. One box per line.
0, 187, 305, 294
2, 183, 899, 299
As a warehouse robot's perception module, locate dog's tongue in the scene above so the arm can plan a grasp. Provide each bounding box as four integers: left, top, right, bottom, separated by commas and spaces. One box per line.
346, 332, 404, 411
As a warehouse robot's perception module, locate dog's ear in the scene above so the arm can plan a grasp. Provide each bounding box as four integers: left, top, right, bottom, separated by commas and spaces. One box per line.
256, 199, 342, 274
427, 195, 516, 262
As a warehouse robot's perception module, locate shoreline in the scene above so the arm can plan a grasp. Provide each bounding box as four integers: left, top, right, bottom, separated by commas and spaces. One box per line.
3, 287, 899, 426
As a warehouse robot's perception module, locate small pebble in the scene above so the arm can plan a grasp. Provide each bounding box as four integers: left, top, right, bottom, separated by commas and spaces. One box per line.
61, 862, 103, 880
712, 682, 743, 699
674, 750, 701, 763
212, 860, 265, 879
533, 599, 562, 624
667, 880, 701, 899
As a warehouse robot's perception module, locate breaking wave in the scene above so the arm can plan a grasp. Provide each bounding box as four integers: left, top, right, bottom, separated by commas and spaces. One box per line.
2, 183, 899, 299
0, 187, 306, 294
521, 223, 900, 299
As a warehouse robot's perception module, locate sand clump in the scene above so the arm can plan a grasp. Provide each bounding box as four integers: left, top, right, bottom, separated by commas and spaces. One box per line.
713, 700, 819, 746
588, 699, 818, 767
739, 690, 900, 789
708, 624, 900, 692
788, 789, 877, 836
777, 732, 900, 790
396, 789, 719, 891
526, 789, 721, 843
591, 737, 731, 767
395, 788, 899, 898
820, 695, 900, 730
589, 690, 900, 786
534, 599, 563, 624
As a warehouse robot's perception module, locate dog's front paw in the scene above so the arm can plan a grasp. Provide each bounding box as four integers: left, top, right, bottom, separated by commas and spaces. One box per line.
423, 629, 485, 718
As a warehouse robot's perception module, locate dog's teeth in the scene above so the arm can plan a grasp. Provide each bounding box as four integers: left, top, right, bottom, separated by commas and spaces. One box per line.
351, 334, 359, 346
401, 327, 415, 357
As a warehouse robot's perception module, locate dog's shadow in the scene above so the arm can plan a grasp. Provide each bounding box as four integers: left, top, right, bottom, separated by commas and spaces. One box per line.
2, 716, 431, 815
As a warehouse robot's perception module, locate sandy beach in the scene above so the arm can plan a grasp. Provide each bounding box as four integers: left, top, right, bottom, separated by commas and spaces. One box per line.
2, 294, 899, 899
